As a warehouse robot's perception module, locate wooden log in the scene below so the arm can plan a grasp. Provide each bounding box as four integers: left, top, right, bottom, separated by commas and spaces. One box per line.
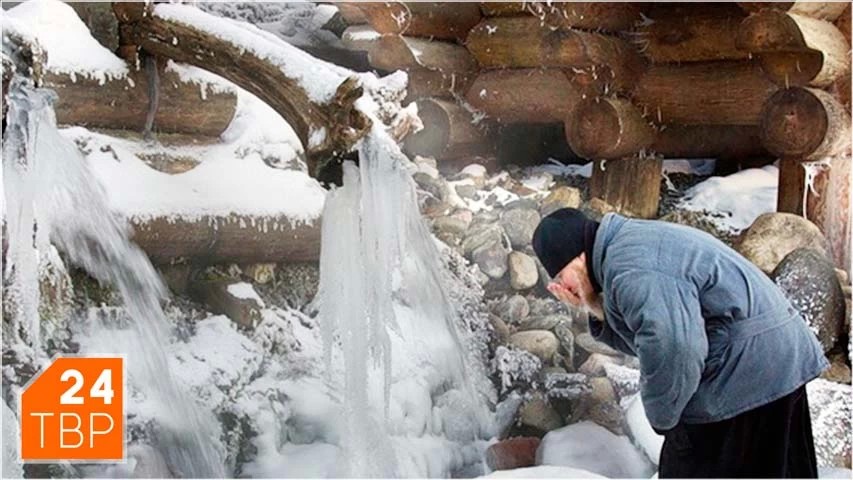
566, 97, 655, 159
738, 2, 849, 22
403, 98, 492, 159
336, 3, 369, 25
638, 3, 750, 63
737, 10, 850, 87
589, 157, 663, 219
479, 2, 641, 32
466, 17, 646, 92
760, 87, 852, 160
777, 157, 808, 215
805, 155, 851, 269
114, 2, 371, 177
837, 3, 851, 44
464, 69, 582, 124
43, 68, 236, 137
368, 35, 477, 73
356, 2, 482, 42
130, 214, 321, 265
405, 69, 472, 101
633, 61, 778, 125
651, 124, 769, 159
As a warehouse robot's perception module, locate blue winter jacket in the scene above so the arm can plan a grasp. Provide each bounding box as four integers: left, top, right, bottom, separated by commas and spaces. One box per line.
589, 213, 828, 430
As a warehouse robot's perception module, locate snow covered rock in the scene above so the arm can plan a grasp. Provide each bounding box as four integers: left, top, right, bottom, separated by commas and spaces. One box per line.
500, 208, 541, 249
494, 294, 531, 325
188, 280, 265, 329
485, 437, 541, 471
536, 421, 655, 478
773, 248, 845, 353
735, 212, 828, 274
493, 346, 542, 395
508, 251, 539, 290
808, 379, 852, 468
508, 330, 560, 364
539, 187, 582, 217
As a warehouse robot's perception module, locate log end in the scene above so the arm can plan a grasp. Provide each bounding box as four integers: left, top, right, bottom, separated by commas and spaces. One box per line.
760, 87, 829, 158
736, 9, 807, 51
567, 99, 623, 159
757, 50, 824, 87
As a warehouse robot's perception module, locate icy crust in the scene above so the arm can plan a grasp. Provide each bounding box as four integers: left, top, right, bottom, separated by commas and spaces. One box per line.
807, 379, 852, 469
6, 0, 128, 84
678, 165, 778, 233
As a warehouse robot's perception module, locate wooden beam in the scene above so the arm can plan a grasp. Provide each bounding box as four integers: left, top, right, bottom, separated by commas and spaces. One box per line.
760, 87, 851, 160
479, 2, 641, 32
639, 3, 750, 63
777, 157, 806, 215
356, 2, 482, 42
566, 97, 655, 159
464, 69, 582, 124
403, 98, 493, 160
589, 157, 662, 219
738, 2, 849, 21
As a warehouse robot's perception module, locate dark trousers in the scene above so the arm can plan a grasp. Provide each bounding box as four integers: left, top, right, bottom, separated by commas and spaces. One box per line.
659, 385, 818, 478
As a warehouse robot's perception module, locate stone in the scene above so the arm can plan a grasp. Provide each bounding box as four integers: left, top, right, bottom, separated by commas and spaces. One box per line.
500, 208, 541, 249
589, 377, 617, 404
528, 297, 570, 318
496, 294, 531, 325
188, 280, 264, 329
519, 393, 564, 434
508, 251, 539, 290
584, 399, 626, 436
553, 321, 576, 369
568, 378, 624, 435
505, 198, 539, 211
807, 379, 852, 469
736, 212, 827, 274
485, 437, 541, 471
470, 209, 500, 229
773, 248, 845, 353
579, 353, 621, 377
509, 330, 560, 363
820, 353, 852, 385
413, 171, 448, 201
539, 366, 568, 382
461, 223, 505, 256
420, 195, 451, 218
542, 371, 591, 401
455, 184, 477, 199
575, 332, 622, 357
457, 163, 488, 189
489, 314, 511, 346
520, 314, 564, 332
433, 216, 470, 238
242, 263, 275, 285
585, 197, 617, 220
158, 264, 192, 296
540, 186, 582, 217
472, 242, 509, 279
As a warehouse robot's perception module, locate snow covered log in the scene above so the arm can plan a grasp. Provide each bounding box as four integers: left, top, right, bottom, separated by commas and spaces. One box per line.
129, 214, 321, 265
478, 2, 641, 32
113, 2, 371, 177
638, 3, 751, 63
633, 61, 778, 125
464, 69, 582, 124
43, 68, 236, 137
760, 87, 851, 160
565, 97, 655, 159
403, 98, 493, 160
355, 2, 482, 42
736, 10, 850, 87
466, 17, 646, 92
589, 157, 663, 219
650, 124, 769, 159
738, 2, 850, 22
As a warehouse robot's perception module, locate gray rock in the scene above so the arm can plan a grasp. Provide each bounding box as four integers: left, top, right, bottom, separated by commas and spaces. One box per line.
509, 330, 560, 363
500, 208, 541, 249
575, 332, 621, 357
540, 186, 582, 217
471, 209, 501, 228
579, 353, 621, 377
508, 251, 539, 290
413, 171, 448, 201
433, 215, 470, 237
489, 314, 511, 346
528, 297, 569, 318
773, 248, 845, 353
496, 294, 531, 324
473, 242, 510, 279
736, 212, 828, 274
519, 393, 564, 433
505, 198, 540, 211
462, 223, 505, 256
455, 184, 478, 199
553, 321, 576, 369
539, 366, 568, 382
542, 372, 591, 401
520, 314, 564, 332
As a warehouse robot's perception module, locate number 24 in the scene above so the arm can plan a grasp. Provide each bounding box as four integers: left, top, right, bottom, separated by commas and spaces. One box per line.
59, 369, 114, 405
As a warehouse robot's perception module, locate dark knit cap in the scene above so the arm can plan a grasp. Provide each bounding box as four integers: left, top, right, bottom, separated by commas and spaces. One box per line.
532, 208, 601, 292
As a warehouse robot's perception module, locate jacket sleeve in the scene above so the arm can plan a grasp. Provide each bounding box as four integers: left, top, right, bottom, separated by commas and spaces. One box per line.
588, 316, 636, 356
613, 271, 708, 431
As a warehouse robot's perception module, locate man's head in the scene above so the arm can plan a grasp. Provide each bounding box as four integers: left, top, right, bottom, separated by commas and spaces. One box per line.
532, 208, 600, 309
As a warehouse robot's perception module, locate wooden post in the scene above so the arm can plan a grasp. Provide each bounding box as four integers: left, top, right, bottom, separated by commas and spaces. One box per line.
777, 157, 807, 215
589, 157, 663, 219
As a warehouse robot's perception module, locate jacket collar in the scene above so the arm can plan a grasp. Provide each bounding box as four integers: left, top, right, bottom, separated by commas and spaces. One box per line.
592, 213, 628, 289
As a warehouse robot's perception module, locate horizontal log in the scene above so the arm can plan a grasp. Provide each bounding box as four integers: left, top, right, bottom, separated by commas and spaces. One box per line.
737, 10, 850, 87
638, 3, 750, 63
43, 67, 236, 137
368, 35, 477, 73
479, 2, 641, 32
356, 2, 482, 42
738, 2, 849, 21
403, 98, 492, 159
633, 61, 778, 125
336, 3, 369, 25
760, 86, 851, 160
651, 124, 769, 159
464, 69, 582, 124
466, 17, 646, 92
130, 214, 320, 265
566, 97, 655, 159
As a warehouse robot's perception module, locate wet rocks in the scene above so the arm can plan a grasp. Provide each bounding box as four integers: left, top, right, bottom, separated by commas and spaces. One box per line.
575, 332, 621, 357
736, 212, 827, 274
484, 437, 540, 471
518, 393, 564, 434
495, 294, 530, 325
500, 208, 540, 249
508, 330, 559, 363
773, 248, 845, 353
508, 251, 538, 290
473, 242, 510, 279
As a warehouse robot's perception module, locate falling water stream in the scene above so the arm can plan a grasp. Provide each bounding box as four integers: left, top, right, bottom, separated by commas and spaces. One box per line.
3, 79, 223, 478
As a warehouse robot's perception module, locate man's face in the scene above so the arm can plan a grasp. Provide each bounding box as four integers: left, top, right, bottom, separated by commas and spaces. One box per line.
547, 253, 597, 309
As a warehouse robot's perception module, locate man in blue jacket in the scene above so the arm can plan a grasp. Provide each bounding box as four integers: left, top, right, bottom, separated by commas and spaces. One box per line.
532, 208, 828, 478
